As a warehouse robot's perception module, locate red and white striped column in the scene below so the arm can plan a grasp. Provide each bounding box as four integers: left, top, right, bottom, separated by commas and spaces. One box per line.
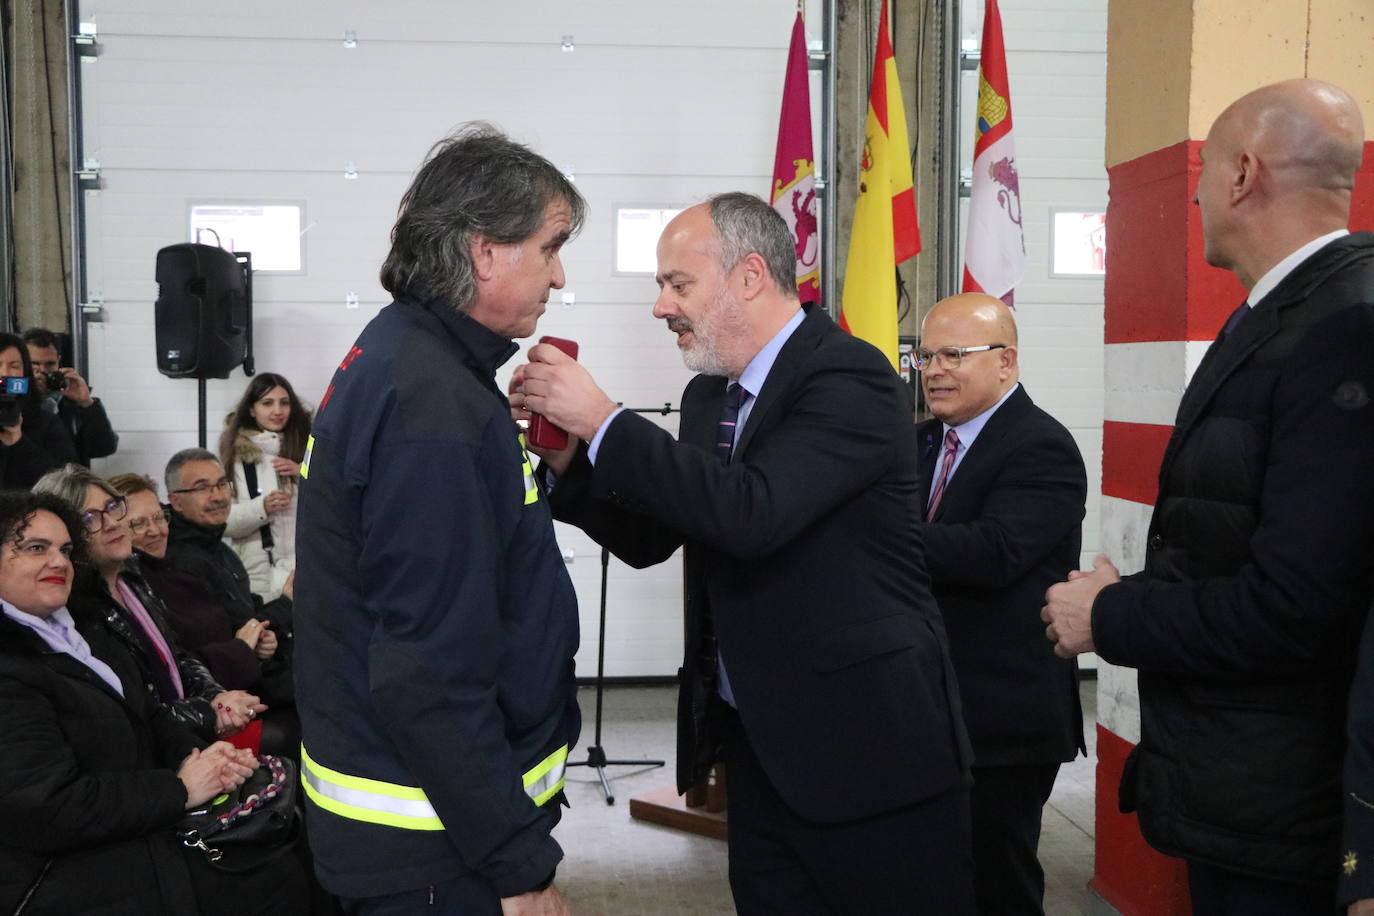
1096, 2, 1374, 913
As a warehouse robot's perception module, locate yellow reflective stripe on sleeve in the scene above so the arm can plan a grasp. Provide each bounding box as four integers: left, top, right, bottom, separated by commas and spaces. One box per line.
300, 744, 445, 831
519, 433, 538, 505
300, 435, 315, 480
523, 744, 568, 807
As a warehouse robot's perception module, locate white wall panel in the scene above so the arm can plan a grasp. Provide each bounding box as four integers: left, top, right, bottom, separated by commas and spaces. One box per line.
84, 1, 803, 47
80, 0, 1109, 677
79, 0, 803, 678
961, 0, 1108, 586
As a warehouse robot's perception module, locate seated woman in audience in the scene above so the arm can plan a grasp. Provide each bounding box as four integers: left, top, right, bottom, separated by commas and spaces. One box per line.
0, 332, 78, 489
110, 471, 296, 755
0, 490, 306, 914
33, 464, 263, 742
219, 373, 312, 602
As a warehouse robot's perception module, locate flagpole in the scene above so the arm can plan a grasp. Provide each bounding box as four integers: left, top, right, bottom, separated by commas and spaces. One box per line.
938, 0, 963, 300
821, 0, 838, 319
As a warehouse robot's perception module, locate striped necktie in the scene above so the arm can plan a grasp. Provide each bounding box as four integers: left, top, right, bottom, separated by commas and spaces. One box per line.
716, 383, 748, 461
709, 381, 749, 705
926, 429, 960, 518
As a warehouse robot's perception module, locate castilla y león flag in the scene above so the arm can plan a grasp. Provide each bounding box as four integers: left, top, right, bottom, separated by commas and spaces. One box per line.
839, 0, 919, 370
962, 0, 1025, 306
771, 8, 821, 308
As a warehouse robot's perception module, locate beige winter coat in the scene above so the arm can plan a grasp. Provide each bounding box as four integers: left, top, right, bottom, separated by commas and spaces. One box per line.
224, 429, 296, 601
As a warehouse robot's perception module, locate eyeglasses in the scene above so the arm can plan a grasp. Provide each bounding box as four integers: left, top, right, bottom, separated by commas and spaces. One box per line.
914, 344, 1007, 371
80, 496, 128, 532
128, 510, 169, 533
170, 478, 234, 497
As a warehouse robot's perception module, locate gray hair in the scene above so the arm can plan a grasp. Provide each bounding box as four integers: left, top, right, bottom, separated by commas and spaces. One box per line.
707, 192, 798, 297
379, 123, 587, 312
165, 447, 221, 495
33, 463, 119, 513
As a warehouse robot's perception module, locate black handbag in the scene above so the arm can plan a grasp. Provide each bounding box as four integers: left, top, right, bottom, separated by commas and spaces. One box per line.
178, 754, 300, 873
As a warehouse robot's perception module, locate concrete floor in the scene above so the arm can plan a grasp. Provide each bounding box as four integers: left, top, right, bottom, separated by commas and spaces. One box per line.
552, 681, 1106, 915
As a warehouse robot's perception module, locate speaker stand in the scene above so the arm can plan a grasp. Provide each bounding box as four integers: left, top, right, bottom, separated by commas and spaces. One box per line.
567, 547, 664, 804
197, 378, 208, 448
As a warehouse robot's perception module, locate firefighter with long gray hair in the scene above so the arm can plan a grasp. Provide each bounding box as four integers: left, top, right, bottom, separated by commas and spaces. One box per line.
293, 124, 583, 915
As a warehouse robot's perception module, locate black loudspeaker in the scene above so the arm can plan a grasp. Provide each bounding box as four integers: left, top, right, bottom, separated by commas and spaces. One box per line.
155, 243, 248, 379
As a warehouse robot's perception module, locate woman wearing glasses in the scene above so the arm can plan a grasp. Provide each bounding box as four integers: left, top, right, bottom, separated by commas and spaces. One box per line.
33, 464, 264, 742
111, 473, 282, 688
218, 373, 312, 602
0, 489, 308, 914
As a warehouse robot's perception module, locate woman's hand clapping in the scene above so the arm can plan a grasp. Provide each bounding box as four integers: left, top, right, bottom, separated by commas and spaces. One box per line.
177, 742, 259, 809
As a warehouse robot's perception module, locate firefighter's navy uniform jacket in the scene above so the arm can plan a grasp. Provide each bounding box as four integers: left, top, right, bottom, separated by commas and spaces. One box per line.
294, 296, 580, 900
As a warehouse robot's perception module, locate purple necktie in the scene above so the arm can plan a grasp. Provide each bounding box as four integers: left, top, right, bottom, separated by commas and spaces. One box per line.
1220, 301, 1250, 337
711, 382, 750, 706
926, 429, 960, 518
716, 383, 748, 461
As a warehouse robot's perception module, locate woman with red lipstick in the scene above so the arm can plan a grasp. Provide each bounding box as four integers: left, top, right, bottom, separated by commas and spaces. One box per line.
33, 464, 264, 742
218, 373, 313, 602
0, 489, 307, 914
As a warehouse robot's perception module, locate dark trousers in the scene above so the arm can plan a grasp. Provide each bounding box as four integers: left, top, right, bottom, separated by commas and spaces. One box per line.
1186, 860, 1338, 915
969, 762, 1061, 916
718, 706, 976, 915
338, 873, 499, 915
186, 843, 310, 916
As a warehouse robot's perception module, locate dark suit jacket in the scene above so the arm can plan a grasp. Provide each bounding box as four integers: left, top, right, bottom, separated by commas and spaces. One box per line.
917, 385, 1086, 767
549, 306, 971, 824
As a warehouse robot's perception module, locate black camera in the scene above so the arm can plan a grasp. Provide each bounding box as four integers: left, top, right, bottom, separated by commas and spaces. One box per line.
0, 376, 30, 428
41, 370, 68, 392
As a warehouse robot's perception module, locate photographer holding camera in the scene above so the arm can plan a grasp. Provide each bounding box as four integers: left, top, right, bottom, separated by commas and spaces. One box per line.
0, 332, 79, 488
24, 327, 119, 466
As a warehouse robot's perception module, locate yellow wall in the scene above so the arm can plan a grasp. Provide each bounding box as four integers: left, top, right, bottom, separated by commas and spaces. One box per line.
1185, 2, 1309, 143
1107, 0, 1373, 167
1307, 0, 1374, 122
1105, 0, 1193, 167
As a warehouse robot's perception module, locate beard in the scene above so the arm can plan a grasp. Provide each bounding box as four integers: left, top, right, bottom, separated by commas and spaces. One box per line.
674, 284, 750, 377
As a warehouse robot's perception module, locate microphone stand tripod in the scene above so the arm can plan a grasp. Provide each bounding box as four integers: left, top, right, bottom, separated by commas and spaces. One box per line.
568, 546, 665, 804
567, 402, 676, 804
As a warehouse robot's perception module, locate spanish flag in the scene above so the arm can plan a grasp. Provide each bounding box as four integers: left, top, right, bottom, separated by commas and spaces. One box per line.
839, 0, 919, 370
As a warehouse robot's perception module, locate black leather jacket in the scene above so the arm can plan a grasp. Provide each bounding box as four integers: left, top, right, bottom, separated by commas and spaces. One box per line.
66, 559, 223, 740
165, 507, 293, 635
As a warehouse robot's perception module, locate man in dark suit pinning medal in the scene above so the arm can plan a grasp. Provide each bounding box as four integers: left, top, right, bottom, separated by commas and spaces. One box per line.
517, 192, 976, 915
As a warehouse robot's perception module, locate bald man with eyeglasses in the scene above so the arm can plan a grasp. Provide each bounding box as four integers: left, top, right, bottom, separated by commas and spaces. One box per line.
915, 292, 1087, 916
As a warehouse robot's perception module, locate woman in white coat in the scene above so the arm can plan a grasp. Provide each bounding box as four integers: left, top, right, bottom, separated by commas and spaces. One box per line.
218, 373, 312, 602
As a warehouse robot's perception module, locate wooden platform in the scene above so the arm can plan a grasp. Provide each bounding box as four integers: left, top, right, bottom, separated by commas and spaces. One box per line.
628, 785, 728, 841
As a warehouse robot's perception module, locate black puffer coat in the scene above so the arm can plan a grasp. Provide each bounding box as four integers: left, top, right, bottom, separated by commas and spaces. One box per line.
0, 606, 203, 914
0, 604, 308, 914
67, 560, 224, 740
1093, 233, 1374, 887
